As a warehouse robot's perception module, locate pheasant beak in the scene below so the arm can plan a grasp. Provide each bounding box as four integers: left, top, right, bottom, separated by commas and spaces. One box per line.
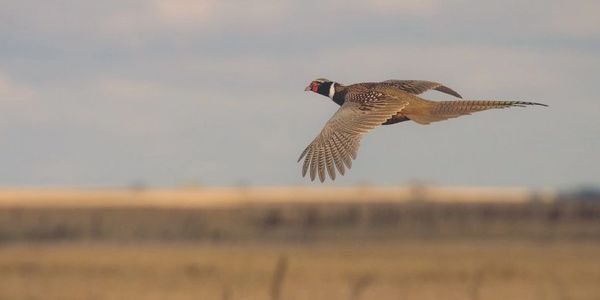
304, 85, 312, 91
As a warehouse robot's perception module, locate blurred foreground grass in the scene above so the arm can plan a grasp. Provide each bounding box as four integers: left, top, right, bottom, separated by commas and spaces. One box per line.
1, 241, 600, 300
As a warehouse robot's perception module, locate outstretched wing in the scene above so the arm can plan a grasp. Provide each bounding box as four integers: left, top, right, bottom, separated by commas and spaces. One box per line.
298, 90, 408, 182
381, 80, 462, 99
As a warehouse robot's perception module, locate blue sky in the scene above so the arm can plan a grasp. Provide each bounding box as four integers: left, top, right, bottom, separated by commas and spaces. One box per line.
1, 0, 599, 188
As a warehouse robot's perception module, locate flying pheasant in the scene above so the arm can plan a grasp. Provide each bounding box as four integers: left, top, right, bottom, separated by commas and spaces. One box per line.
298, 78, 546, 182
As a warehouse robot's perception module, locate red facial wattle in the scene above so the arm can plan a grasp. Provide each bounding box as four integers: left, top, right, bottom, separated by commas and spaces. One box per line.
311, 82, 319, 92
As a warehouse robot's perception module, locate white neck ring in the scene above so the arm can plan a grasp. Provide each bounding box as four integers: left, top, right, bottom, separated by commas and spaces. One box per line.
328, 83, 336, 99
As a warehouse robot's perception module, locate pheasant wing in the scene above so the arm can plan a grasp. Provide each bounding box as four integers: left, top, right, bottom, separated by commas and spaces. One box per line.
381, 80, 462, 99
298, 91, 408, 182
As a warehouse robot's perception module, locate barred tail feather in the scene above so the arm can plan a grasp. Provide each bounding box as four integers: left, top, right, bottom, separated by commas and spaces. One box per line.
408, 100, 547, 125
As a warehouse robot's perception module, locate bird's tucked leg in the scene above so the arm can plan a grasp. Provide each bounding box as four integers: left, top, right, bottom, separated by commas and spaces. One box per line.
382, 113, 410, 125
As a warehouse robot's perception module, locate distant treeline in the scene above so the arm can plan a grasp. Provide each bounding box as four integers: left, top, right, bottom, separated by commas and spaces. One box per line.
1, 196, 599, 244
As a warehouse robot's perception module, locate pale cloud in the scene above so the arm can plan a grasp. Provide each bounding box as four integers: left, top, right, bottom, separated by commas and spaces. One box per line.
548, 1, 600, 38
133, 0, 438, 30
0, 0, 436, 43
362, 0, 438, 15
153, 0, 218, 24
0, 72, 33, 101
2, 0, 598, 45
0, 71, 53, 129
93, 77, 166, 101
153, 0, 288, 25
90, 0, 291, 45
124, 0, 289, 29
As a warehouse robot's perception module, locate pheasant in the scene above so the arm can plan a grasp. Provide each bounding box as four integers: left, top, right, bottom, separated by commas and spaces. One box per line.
298, 78, 546, 182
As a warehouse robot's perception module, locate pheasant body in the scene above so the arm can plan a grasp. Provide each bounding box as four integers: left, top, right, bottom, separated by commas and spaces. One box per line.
300, 78, 546, 182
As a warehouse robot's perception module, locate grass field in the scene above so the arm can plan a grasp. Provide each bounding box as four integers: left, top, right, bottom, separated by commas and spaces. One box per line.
0, 187, 598, 300
1, 241, 600, 300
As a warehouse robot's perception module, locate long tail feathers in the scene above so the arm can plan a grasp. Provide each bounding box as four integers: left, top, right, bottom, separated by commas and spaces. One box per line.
408, 100, 547, 125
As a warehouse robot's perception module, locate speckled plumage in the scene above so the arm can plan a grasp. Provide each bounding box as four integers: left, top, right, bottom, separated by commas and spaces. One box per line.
299, 79, 547, 182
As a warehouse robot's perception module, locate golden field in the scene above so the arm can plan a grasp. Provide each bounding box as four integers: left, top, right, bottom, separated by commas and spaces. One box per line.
0, 187, 599, 300
2, 241, 600, 300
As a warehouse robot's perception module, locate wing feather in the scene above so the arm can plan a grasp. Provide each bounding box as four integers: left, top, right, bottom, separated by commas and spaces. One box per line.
299, 91, 408, 181
324, 140, 336, 181
382, 80, 462, 99
333, 131, 353, 169
329, 133, 346, 175
317, 146, 326, 182
309, 145, 318, 181
300, 146, 312, 177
